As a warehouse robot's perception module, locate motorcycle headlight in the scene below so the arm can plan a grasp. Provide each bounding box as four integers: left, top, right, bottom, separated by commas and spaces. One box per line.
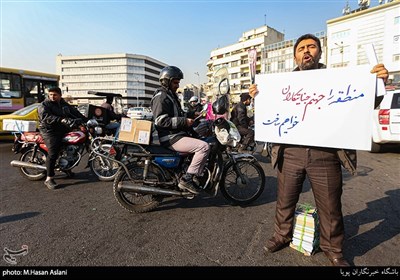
87, 119, 99, 128
95, 126, 103, 135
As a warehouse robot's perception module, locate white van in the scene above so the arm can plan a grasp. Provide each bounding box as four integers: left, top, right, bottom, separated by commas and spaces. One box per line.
371, 89, 400, 152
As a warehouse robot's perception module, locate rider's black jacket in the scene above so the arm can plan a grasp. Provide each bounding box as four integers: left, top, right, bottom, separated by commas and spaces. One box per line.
231, 102, 252, 129
151, 87, 190, 146
186, 103, 203, 119
38, 98, 86, 134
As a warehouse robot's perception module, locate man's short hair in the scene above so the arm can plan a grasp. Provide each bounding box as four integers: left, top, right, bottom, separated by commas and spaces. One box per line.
240, 92, 251, 102
48, 87, 62, 95
293, 33, 322, 54
106, 96, 114, 103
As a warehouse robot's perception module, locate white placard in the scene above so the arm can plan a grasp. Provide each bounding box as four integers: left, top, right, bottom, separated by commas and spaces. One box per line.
254, 65, 376, 150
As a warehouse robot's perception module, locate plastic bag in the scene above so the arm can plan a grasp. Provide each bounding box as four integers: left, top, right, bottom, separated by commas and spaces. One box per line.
215, 119, 241, 147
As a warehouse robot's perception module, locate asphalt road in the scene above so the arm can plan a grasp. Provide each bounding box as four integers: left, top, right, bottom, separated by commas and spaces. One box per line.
0, 141, 399, 273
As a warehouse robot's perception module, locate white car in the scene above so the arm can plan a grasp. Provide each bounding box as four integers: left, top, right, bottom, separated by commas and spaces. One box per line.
371, 89, 400, 152
126, 107, 153, 120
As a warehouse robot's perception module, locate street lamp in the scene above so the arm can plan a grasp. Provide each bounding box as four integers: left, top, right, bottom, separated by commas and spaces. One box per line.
136, 79, 140, 107
194, 72, 200, 99
335, 41, 344, 67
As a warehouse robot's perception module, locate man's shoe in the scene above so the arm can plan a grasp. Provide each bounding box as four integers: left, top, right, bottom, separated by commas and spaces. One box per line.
178, 178, 199, 195
263, 236, 290, 253
44, 179, 58, 190
324, 251, 350, 267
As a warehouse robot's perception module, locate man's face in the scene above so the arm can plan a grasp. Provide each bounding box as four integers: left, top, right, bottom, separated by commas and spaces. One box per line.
294, 38, 321, 70
170, 79, 180, 93
48, 91, 62, 102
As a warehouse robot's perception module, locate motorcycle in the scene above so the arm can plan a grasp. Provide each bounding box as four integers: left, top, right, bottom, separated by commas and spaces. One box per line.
92, 67, 266, 213
10, 119, 119, 182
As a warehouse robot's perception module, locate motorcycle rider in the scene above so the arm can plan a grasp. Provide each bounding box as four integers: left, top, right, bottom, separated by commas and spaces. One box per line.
186, 96, 203, 119
38, 87, 87, 190
151, 66, 210, 194
101, 95, 122, 138
230, 92, 255, 152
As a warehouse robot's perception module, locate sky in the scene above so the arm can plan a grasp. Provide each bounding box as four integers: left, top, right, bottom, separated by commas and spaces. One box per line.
0, 0, 383, 85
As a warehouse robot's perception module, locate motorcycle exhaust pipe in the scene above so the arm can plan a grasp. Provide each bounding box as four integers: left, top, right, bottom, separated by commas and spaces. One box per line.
10, 160, 47, 171
117, 182, 184, 196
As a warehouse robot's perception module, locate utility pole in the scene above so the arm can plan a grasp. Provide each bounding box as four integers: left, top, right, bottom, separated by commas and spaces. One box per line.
194, 72, 200, 99
136, 79, 139, 107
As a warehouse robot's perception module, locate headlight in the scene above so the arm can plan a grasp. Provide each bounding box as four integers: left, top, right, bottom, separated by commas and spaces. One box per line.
95, 126, 103, 135
87, 119, 99, 127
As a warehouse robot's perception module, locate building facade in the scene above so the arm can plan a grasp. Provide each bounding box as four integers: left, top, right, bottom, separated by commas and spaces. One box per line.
327, 0, 399, 84
206, 25, 284, 103
56, 53, 167, 106
206, 0, 399, 104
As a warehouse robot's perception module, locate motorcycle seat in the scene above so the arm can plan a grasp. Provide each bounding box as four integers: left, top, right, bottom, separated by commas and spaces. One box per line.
145, 145, 177, 156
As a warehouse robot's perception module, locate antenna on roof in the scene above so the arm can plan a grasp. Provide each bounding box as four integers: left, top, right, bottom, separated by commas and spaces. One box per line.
342, 1, 351, 15
264, 14, 266, 26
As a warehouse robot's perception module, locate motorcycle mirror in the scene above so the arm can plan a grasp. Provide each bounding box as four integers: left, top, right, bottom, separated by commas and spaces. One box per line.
218, 77, 230, 95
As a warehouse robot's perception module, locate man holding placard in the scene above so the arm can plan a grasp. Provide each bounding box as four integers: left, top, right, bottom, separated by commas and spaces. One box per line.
250, 33, 388, 267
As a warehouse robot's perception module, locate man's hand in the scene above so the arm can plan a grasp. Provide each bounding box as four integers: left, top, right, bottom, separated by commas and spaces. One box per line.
371, 63, 388, 84
186, 118, 194, 127
61, 118, 77, 128
249, 84, 259, 98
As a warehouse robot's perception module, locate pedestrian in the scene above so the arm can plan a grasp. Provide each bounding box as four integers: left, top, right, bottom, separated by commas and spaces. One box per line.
230, 92, 254, 152
249, 33, 389, 267
151, 66, 210, 194
38, 87, 87, 189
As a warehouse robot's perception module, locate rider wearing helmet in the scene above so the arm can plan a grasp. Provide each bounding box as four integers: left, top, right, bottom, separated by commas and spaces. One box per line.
187, 95, 203, 119
151, 66, 210, 194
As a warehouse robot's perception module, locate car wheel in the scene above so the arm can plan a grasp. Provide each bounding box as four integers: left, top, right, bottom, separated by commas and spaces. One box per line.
370, 141, 381, 153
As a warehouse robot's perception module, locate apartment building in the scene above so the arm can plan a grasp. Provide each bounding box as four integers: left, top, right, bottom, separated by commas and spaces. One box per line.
206, 25, 284, 103
206, 1, 399, 104
327, 0, 399, 83
56, 53, 167, 107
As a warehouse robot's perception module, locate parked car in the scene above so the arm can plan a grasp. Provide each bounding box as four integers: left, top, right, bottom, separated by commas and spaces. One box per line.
126, 107, 153, 120
371, 90, 400, 152
0, 103, 40, 140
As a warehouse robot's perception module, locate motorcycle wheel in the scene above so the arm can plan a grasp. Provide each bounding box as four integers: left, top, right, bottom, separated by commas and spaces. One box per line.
19, 148, 47, 181
220, 158, 265, 205
113, 162, 165, 213
89, 144, 120, 181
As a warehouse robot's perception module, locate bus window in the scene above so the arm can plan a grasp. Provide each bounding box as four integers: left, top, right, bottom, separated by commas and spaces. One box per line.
24, 79, 40, 105
0, 73, 22, 98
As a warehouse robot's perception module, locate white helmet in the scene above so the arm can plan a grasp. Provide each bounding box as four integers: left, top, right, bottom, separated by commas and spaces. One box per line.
189, 96, 199, 103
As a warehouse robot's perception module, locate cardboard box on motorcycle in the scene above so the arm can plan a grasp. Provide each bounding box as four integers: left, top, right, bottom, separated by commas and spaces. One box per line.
118, 117, 152, 145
